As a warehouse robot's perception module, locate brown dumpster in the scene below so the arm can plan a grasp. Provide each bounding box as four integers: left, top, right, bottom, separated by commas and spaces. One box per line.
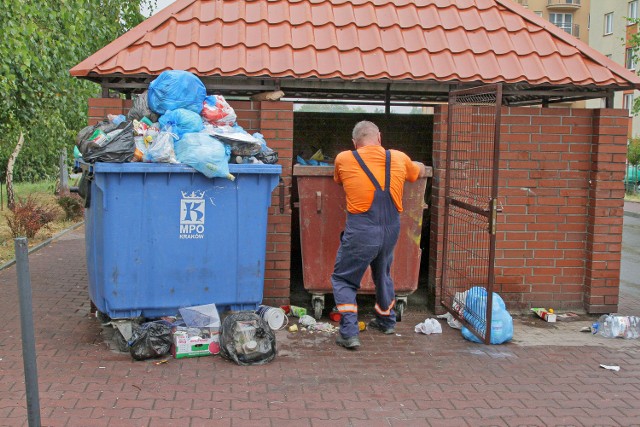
293, 165, 432, 320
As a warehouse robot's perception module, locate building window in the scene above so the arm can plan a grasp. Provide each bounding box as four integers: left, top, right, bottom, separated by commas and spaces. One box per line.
626, 48, 636, 70
534, 11, 543, 17
550, 13, 573, 34
629, 1, 638, 22
604, 12, 614, 35
624, 93, 634, 116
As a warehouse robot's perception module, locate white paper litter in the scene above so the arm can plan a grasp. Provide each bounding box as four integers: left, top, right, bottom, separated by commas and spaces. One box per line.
600, 364, 620, 372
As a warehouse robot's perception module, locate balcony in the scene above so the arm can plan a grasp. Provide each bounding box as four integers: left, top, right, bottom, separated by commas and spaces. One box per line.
547, 0, 581, 10
554, 23, 580, 37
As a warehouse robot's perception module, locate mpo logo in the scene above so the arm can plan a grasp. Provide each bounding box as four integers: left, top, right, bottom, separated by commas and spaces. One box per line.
180, 190, 205, 239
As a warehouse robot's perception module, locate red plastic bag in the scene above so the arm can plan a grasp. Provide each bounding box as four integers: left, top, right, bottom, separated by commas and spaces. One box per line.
202, 95, 237, 126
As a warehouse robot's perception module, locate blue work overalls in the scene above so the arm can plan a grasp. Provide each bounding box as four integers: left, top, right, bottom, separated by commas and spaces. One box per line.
331, 149, 400, 338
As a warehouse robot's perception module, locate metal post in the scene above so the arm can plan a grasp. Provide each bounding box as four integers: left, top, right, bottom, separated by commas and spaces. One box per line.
14, 238, 41, 427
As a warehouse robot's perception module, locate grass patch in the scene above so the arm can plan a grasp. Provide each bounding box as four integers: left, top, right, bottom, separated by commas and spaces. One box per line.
625, 192, 640, 203
0, 179, 82, 265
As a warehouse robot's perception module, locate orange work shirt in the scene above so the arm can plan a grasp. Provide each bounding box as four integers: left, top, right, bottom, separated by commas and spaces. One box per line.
334, 146, 421, 214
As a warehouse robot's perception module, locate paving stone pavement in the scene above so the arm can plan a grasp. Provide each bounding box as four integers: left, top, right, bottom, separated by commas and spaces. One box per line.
1, 226, 639, 427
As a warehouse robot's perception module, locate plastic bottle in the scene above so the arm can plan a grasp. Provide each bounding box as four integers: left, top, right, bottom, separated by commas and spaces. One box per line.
595, 314, 640, 339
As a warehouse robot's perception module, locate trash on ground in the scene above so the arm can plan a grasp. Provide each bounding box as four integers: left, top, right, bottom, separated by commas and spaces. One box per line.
414, 318, 442, 335
556, 312, 579, 321
289, 305, 307, 318
531, 308, 556, 322
171, 303, 222, 358
310, 322, 338, 333
298, 315, 316, 327
218, 312, 276, 366
288, 324, 298, 333
358, 321, 367, 331
436, 312, 462, 329
255, 305, 288, 330
592, 314, 640, 339
600, 364, 621, 371
461, 287, 513, 345
128, 320, 173, 361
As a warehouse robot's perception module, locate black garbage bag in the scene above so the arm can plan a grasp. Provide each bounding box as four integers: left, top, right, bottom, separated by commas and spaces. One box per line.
255, 147, 278, 164
128, 320, 173, 361
219, 312, 276, 366
76, 120, 135, 163
127, 90, 159, 122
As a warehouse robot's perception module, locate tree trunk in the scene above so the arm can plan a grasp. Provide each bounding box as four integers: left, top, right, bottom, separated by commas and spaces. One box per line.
6, 131, 24, 211
57, 148, 69, 196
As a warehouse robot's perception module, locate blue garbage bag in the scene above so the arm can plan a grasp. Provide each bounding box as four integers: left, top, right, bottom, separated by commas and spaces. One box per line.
148, 70, 207, 115
159, 109, 204, 139
174, 132, 234, 180
461, 287, 513, 344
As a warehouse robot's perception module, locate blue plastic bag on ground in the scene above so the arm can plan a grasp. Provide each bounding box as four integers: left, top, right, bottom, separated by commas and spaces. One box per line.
148, 70, 206, 115
159, 109, 204, 139
174, 133, 234, 180
461, 287, 513, 344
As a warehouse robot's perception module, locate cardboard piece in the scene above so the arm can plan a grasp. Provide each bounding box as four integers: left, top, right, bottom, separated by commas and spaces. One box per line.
172, 328, 220, 359
531, 308, 557, 323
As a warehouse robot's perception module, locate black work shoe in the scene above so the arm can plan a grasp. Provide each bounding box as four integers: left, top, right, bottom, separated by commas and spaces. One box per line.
335, 335, 361, 350
368, 318, 395, 335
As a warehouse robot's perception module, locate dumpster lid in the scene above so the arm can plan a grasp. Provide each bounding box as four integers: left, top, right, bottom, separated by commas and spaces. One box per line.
79, 161, 282, 175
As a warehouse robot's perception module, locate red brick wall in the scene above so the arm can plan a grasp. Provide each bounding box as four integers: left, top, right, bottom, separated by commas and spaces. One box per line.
86, 97, 294, 308
431, 106, 628, 314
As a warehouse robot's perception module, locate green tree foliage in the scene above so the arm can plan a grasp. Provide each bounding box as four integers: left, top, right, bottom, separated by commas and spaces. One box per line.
629, 137, 640, 167
0, 0, 156, 182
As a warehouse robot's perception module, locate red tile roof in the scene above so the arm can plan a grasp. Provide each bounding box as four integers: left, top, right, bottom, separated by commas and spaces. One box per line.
70, 0, 640, 89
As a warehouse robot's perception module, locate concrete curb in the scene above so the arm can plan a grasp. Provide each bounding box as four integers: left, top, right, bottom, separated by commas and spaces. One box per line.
0, 221, 84, 271
625, 211, 640, 219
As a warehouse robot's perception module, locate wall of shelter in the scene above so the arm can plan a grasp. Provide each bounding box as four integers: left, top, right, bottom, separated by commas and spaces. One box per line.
430, 106, 628, 314
88, 98, 627, 315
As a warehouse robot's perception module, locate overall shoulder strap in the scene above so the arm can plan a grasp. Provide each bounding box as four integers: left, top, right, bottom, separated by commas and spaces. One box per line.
352, 150, 382, 190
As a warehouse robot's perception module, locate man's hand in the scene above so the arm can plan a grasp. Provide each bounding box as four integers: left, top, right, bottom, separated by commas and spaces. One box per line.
414, 161, 428, 178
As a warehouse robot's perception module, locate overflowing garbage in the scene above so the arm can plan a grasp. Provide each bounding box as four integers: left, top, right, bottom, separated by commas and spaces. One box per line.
296, 148, 332, 166
75, 70, 279, 180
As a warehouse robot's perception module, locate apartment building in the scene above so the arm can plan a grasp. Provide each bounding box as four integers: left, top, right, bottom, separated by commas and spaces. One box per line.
513, 0, 590, 108
587, 1, 640, 138
513, 0, 590, 44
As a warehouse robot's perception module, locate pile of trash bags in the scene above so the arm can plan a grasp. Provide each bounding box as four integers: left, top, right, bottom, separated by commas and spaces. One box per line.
75, 70, 278, 180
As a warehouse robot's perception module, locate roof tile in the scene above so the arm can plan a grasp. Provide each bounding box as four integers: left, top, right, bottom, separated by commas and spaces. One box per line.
70, 0, 640, 90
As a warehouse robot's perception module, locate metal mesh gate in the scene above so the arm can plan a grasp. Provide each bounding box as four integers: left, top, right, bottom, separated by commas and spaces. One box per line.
441, 83, 502, 344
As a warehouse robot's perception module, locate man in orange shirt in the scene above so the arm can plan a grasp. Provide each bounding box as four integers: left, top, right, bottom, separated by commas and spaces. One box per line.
332, 120, 427, 349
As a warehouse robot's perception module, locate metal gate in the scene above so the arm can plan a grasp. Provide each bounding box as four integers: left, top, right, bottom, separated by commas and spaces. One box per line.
440, 83, 502, 344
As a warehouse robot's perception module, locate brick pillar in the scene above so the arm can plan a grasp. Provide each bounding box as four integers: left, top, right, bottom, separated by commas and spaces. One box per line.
428, 105, 447, 314
584, 109, 628, 313
259, 101, 294, 307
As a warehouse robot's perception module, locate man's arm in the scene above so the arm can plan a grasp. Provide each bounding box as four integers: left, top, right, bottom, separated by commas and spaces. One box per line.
413, 161, 428, 178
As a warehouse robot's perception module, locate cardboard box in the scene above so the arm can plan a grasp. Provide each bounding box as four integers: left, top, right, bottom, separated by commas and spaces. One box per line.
172, 329, 220, 359
531, 308, 556, 323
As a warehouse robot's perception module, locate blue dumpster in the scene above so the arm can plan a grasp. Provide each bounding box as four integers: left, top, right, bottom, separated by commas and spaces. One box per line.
82, 162, 281, 319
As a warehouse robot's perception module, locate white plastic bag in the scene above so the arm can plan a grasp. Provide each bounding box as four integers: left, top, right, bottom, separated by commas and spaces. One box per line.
414, 318, 442, 335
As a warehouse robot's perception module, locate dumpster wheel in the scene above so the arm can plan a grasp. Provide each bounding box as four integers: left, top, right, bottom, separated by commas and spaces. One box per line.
396, 298, 407, 322
311, 295, 325, 320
